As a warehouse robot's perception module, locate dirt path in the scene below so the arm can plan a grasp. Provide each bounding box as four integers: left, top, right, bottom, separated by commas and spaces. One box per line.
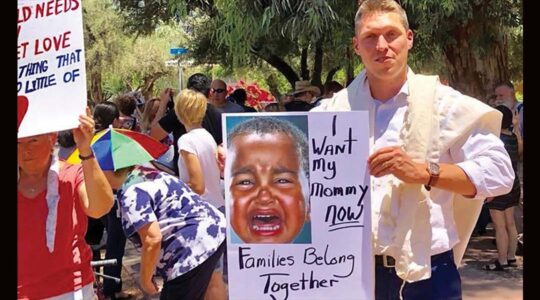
459, 230, 523, 300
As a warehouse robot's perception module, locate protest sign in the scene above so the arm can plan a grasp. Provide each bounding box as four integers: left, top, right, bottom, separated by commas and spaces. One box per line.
223, 112, 373, 300
17, 0, 87, 137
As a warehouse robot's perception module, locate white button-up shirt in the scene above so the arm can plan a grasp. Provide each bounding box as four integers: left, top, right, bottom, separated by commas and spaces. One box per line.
366, 78, 515, 255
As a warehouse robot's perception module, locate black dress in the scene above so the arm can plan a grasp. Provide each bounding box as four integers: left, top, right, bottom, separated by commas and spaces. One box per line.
485, 131, 521, 211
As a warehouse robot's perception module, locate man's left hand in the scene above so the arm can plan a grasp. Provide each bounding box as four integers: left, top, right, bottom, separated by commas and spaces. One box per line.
368, 146, 429, 184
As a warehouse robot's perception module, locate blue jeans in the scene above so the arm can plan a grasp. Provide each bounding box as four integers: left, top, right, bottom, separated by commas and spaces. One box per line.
375, 249, 462, 300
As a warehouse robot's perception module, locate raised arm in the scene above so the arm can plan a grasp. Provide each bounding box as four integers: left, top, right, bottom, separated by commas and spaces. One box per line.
149, 88, 173, 132
74, 108, 114, 218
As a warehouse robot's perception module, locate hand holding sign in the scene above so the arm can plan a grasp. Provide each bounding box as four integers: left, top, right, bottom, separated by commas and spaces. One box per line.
72, 107, 95, 155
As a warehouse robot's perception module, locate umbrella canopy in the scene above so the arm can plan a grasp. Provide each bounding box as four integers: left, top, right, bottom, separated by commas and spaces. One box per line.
67, 128, 168, 171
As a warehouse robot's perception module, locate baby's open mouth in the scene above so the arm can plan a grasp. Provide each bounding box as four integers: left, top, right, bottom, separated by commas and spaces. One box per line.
250, 213, 282, 236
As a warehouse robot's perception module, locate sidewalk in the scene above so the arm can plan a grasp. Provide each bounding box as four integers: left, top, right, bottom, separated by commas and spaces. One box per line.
460, 228, 523, 299
118, 201, 523, 300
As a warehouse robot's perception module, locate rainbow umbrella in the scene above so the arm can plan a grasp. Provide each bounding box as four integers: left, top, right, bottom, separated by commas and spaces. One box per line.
67, 128, 169, 171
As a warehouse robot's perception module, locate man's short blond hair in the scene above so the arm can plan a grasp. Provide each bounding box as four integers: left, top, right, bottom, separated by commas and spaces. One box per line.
175, 89, 207, 126
355, 0, 409, 33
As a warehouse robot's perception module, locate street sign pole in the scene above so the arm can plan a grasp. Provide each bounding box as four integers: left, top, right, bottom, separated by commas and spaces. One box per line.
178, 61, 183, 91
169, 47, 188, 91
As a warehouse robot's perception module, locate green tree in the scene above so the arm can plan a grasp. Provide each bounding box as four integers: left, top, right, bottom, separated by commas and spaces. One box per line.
104, 23, 187, 99
84, 0, 188, 102
115, 0, 360, 91
403, 0, 522, 99
115, 0, 522, 100
83, 0, 125, 103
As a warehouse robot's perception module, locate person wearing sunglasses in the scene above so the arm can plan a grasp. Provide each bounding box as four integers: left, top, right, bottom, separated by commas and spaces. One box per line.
210, 79, 244, 113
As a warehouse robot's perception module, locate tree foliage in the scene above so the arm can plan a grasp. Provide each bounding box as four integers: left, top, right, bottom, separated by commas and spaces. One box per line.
114, 0, 522, 100
115, 0, 361, 92
83, 0, 125, 102
209, 0, 359, 88
403, 0, 522, 98
84, 0, 188, 102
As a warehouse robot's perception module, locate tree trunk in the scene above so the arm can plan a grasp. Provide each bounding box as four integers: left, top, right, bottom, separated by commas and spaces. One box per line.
251, 49, 299, 89
300, 48, 309, 80
138, 71, 167, 100
443, 22, 509, 101
326, 67, 341, 83
312, 40, 323, 87
89, 69, 104, 104
85, 22, 103, 103
265, 73, 282, 98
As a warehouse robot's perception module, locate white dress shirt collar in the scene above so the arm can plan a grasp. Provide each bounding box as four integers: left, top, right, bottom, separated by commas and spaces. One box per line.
360, 71, 411, 106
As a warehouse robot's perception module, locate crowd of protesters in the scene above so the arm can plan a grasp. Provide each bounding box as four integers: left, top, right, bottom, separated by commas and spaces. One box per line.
18, 1, 522, 298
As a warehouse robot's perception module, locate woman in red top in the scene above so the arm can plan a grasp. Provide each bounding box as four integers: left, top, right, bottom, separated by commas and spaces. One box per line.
18, 109, 114, 299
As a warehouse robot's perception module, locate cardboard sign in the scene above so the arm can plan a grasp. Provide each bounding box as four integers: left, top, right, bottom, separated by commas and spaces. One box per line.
17, 0, 87, 137
223, 112, 373, 300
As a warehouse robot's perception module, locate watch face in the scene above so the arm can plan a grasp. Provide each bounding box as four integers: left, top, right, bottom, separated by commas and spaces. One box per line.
429, 162, 440, 175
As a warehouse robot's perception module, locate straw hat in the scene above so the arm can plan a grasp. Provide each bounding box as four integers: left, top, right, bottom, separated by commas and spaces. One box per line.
292, 81, 320, 97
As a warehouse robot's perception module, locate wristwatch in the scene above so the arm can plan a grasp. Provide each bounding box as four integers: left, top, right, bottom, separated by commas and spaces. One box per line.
424, 162, 440, 191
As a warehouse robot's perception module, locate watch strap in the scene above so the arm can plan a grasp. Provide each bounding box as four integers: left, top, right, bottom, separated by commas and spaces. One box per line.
79, 152, 95, 161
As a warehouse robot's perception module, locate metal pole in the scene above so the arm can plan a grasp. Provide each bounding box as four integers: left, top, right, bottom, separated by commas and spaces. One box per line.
178, 60, 182, 90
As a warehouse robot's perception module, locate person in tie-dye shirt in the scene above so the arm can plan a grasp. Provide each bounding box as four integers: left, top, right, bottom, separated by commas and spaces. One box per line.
103, 165, 226, 300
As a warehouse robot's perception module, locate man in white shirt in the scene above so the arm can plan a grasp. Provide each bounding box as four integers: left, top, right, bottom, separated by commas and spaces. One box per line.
495, 81, 524, 138
313, 1, 514, 299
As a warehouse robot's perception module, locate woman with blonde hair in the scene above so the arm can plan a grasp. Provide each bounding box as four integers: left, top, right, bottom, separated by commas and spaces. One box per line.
174, 89, 223, 209
174, 89, 226, 300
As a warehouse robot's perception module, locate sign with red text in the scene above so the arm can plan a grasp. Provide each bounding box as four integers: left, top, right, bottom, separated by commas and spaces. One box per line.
17, 0, 86, 138
223, 112, 373, 300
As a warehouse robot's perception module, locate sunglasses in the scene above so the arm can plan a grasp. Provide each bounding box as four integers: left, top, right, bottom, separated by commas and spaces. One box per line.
212, 88, 226, 94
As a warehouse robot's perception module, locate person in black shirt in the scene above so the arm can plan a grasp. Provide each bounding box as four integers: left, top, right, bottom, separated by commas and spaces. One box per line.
150, 73, 223, 175
229, 88, 257, 112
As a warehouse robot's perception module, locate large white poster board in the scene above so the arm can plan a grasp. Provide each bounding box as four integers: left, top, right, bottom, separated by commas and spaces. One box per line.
17, 0, 87, 137
223, 112, 373, 300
